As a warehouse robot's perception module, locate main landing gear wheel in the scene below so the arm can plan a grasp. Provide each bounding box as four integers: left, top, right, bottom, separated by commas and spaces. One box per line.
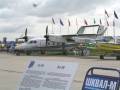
15, 52, 20, 56
100, 55, 104, 59
116, 56, 120, 60
41, 51, 46, 55
26, 52, 31, 55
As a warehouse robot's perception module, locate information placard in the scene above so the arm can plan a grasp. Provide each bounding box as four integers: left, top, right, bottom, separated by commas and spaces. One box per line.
17, 60, 79, 90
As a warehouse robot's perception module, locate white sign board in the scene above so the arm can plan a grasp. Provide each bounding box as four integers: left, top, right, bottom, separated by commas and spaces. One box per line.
17, 60, 79, 90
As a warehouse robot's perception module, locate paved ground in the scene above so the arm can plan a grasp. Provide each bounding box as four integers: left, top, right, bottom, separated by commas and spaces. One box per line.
0, 52, 119, 90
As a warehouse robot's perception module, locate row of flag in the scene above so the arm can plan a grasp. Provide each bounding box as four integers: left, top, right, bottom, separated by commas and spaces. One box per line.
105, 10, 119, 19
52, 18, 65, 26
105, 10, 119, 27
51, 10, 119, 27
52, 18, 103, 26
52, 18, 93, 26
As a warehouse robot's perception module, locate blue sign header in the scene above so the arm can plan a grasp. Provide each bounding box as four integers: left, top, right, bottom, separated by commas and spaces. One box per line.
82, 75, 119, 90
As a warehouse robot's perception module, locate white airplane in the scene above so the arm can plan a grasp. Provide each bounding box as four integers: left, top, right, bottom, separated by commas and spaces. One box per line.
14, 24, 107, 55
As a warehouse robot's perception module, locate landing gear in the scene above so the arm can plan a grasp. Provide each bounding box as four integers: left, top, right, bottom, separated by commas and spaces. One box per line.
116, 56, 120, 60
26, 52, 31, 55
100, 55, 104, 59
15, 52, 20, 56
15, 50, 32, 56
79, 48, 90, 56
99, 54, 120, 60
62, 50, 67, 55
41, 50, 46, 55
62, 43, 67, 55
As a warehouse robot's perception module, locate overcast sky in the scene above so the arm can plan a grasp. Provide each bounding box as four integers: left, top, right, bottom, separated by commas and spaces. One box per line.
0, 0, 120, 40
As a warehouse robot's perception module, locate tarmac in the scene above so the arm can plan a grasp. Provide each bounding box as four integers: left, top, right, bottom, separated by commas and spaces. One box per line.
0, 52, 119, 90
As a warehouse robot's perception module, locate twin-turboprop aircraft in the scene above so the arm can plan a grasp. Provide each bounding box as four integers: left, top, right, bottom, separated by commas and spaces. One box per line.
15, 24, 107, 55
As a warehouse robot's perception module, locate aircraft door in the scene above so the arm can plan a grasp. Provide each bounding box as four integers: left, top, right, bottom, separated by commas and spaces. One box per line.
40, 40, 46, 47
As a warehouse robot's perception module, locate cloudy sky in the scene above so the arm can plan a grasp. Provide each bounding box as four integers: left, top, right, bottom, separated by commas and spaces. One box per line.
0, 0, 120, 40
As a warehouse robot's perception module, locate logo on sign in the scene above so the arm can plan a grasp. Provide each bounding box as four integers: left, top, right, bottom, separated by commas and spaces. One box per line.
28, 61, 35, 68
83, 75, 119, 90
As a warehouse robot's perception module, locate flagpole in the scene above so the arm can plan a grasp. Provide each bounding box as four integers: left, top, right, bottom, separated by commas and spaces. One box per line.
68, 26, 69, 34
60, 25, 61, 34
76, 18, 78, 34
93, 19, 94, 34
77, 24, 78, 31
93, 18, 95, 34
52, 18, 55, 34
104, 10, 109, 36
113, 25, 115, 44
113, 10, 119, 44
106, 18, 109, 36
68, 19, 70, 34
104, 16, 107, 36
76, 25, 78, 34
52, 23, 54, 34
113, 19, 116, 44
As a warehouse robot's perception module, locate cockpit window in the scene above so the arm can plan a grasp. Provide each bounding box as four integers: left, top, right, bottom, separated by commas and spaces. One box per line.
33, 40, 37, 43
28, 41, 32, 43
28, 40, 37, 44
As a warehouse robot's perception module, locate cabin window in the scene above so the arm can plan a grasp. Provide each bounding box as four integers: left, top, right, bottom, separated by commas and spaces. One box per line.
47, 42, 50, 45
53, 42, 55, 45
33, 40, 37, 43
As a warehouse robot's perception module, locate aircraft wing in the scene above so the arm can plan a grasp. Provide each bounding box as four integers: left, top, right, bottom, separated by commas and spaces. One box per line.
47, 24, 107, 43
48, 34, 97, 44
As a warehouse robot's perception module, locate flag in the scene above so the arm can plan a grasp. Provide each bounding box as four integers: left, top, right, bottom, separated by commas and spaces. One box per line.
100, 19, 102, 25
52, 18, 55, 24
60, 19, 64, 26
105, 9, 109, 17
114, 10, 119, 19
25, 28, 27, 36
68, 19, 71, 26
84, 19, 88, 25
113, 20, 115, 27
106, 19, 109, 26
94, 18, 96, 24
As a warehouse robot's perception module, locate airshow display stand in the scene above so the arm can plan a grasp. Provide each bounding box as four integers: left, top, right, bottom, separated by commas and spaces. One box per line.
17, 60, 79, 90
82, 67, 120, 90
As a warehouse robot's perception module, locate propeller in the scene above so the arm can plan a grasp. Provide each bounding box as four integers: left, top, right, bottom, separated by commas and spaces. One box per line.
44, 25, 49, 46
24, 28, 28, 42
17, 28, 28, 42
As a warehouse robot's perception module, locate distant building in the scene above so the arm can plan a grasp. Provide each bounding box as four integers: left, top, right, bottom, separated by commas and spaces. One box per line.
3, 37, 7, 44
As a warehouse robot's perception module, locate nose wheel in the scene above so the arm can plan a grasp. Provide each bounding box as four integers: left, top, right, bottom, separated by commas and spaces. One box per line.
15, 51, 20, 56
